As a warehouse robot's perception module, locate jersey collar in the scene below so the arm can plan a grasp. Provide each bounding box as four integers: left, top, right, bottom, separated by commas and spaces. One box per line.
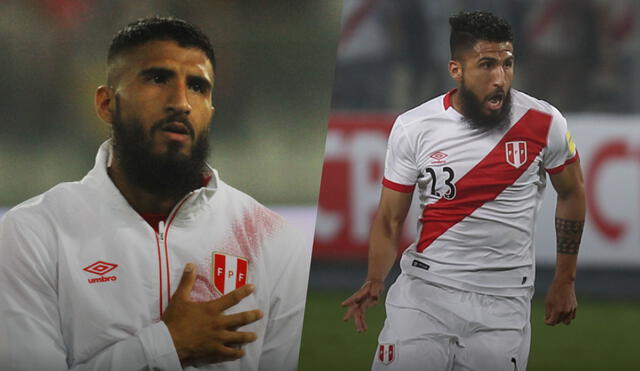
83, 140, 220, 225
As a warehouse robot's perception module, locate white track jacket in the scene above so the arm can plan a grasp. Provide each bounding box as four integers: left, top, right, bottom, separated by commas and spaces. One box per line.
0, 142, 311, 371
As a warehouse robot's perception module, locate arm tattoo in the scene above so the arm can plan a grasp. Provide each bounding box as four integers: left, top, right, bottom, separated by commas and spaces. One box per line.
555, 218, 584, 254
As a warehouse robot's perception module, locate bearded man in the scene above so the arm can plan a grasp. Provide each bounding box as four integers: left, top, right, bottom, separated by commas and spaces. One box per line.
342, 11, 585, 371
0, 17, 309, 371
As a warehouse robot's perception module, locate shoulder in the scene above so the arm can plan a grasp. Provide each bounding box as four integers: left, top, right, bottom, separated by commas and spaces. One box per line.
511, 89, 565, 122
212, 180, 292, 238
2, 181, 85, 231
0, 185, 73, 263
395, 92, 452, 131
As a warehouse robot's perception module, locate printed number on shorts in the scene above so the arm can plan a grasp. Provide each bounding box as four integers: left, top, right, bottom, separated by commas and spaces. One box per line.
424, 166, 456, 200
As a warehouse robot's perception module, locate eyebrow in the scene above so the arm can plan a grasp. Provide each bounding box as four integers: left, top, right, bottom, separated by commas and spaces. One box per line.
138, 67, 175, 79
139, 67, 213, 92
188, 75, 212, 93
477, 55, 514, 63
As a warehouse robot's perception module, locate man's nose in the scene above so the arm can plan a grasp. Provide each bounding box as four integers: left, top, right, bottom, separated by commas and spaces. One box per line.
492, 66, 506, 88
166, 81, 192, 114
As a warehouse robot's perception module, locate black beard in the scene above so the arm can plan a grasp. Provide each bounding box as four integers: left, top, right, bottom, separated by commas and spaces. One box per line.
459, 83, 512, 133
111, 99, 210, 200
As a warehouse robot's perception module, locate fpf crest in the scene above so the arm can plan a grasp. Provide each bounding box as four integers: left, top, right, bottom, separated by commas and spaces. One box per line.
212, 252, 249, 295
378, 343, 396, 365
505, 141, 527, 168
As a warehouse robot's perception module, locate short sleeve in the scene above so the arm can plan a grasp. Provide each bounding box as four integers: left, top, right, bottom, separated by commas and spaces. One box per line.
543, 108, 579, 174
383, 117, 419, 192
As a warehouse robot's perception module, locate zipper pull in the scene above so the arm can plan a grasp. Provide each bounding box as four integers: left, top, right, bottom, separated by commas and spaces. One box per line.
158, 220, 166, 242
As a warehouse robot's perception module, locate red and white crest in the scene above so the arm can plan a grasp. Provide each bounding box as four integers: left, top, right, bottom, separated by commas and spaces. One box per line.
212, 253, 249, 295
505, 141, 527, 168
378, 343, 396, 365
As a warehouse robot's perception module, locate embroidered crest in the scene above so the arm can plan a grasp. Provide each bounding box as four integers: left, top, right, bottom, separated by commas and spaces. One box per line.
212, 252, 249, 295
378, 343, 396, 365
505, 141, 527, 168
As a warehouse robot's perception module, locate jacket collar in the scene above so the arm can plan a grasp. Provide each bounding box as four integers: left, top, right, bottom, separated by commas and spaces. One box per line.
82, 140, 220, 225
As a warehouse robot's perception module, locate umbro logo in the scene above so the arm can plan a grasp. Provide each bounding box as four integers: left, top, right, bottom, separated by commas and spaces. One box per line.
83, 261, 118, 284
429, 151, 448, 165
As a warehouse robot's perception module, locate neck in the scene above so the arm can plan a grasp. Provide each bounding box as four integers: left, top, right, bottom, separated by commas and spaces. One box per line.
451, 88, 463, 113
108, 159, 182, 215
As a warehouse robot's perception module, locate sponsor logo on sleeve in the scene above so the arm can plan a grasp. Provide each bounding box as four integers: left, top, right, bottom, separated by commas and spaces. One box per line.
212, 252, 249, 295
566, 131, 576, 155
83, 261, 118, 284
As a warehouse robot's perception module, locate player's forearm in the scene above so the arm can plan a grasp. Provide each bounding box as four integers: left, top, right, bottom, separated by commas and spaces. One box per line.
366, 212, 403, 283
553, 189, 585, 283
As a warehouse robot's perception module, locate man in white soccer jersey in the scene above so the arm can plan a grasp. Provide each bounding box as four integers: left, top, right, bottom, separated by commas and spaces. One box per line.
342, 11, 585, 371
0, 17, 309, 371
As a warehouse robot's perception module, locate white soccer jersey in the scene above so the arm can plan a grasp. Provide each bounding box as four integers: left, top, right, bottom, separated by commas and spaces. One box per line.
383, 89, 578, 296
0, 141, 310, 371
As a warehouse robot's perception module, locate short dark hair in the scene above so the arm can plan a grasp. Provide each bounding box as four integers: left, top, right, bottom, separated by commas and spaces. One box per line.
449, 11, 513, 61
108, 16, 215, 71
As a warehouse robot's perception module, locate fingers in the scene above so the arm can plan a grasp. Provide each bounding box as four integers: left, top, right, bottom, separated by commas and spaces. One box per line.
174, 263, 197, 301
341, 281, 379, 307
219, 330, 258, 345
223, 309, 264, 329
342, 305, 358, 322
341, 289, 366, 307
561, 308, 577, 325
545, 307, 577, 326
354, 310, 368, 332
213, 284, 255, 311
342, 281, 385, 332
544, 307, 560, 326
342, 304, 369, 332
209, 343, 246, 362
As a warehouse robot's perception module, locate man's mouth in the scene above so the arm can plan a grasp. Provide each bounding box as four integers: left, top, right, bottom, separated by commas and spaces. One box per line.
159, 121, 193, 142
486, 92, 504, 111
163, 121, 189, 134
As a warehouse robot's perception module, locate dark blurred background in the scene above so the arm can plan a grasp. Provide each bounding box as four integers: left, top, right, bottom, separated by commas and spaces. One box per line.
331, 0, 640, 113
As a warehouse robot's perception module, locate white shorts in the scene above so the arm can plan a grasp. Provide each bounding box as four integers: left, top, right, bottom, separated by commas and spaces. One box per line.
372, 274, 532, 371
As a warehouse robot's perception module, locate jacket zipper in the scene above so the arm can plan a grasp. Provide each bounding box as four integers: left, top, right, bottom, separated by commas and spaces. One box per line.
157, 220, 170, 313
155, 195, 193, 316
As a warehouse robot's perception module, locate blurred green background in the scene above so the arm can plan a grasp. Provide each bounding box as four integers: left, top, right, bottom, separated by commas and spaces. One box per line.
0, 0, 343, 207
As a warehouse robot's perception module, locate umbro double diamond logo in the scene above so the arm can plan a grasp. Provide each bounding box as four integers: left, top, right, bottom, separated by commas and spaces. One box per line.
83, 261, 118, 284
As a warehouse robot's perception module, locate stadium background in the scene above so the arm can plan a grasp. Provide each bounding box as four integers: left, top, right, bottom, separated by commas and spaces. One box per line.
303, 1, 640, 371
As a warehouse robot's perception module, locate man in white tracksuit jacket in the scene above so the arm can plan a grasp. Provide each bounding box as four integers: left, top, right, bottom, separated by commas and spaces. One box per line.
0, 17, 310, 371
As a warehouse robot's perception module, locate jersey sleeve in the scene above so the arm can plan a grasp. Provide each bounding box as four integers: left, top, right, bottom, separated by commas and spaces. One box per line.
543, 108, 579, 174
0, 211, 182, 371
383, 117, 419, 193
258, 222, 311, 371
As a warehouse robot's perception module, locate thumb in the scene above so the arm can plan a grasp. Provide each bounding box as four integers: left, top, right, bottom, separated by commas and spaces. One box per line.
174, 263, 197, 301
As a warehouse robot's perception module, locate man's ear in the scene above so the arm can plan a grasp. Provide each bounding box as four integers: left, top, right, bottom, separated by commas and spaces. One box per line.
95, 85, 115, 125
448, 60, 463, 83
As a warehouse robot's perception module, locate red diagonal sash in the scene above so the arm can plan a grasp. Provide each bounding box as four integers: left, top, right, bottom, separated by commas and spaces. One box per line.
416, 109, 552, 252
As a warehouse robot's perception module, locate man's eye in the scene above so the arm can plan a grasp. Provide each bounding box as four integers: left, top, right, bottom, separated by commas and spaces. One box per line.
189, 82, 204, 93
148, 74, 167, 84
